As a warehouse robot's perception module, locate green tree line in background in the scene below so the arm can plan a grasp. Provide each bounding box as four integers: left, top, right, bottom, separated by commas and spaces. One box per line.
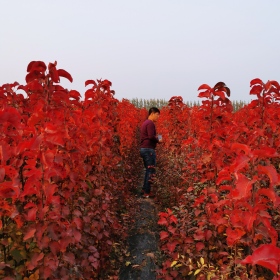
129, 98, 248, 112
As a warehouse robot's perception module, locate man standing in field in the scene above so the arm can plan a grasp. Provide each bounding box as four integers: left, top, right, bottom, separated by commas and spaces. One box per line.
140, 107, 162, 198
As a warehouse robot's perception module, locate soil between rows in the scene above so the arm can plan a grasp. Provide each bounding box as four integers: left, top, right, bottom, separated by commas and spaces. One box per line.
119, 194, 160, 280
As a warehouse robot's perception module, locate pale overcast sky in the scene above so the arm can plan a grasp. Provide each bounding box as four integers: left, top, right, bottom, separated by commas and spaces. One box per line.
0, 1, 279, 102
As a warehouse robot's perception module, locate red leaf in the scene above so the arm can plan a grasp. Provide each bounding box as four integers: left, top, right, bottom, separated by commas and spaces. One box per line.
256, 188, 277, 206
241, 244, 280, 274
219, 185, 233, 192
250, 78, 263, 87
25, 207, 37, 221
243, 211, 257, 232
27, 252, 44, 270
257, 165, 280, 187
160, 231, 169, 240
45, 133, 65, 146
85, 80, 97, 87
43, 184, 57, 205
0, 182, 20, 200
233, 173, 254, 199
216, 169, 232, 185
194, 195, 205, 207
231, 143, 251, 155
194, 231, 205, 241
69, 90, 81, 100
195, 209, 202, 217
27, 80, 44, 92
252, 147, 278, 159
261, 217, 278, 245
0, 167, 5, 182
226, 227, 246, 246
63, 252, 75, 265
168, 225, 176, 234
73, 217, 83, 230
100, 79, 112, 89
196, 242, 205, 251
25, 71, 45, 83
0, 107, 22, 128
167, 241, 178, 253
85, 89, 96, 100
50, 241, 61, 255
94, 188, 103, 196
198, 84, 212, 91
59, 237, 72, 253
73, 229, 81, 243
44, 123, 57, 134
169, 215, 178, 224
158, 217, 168, 226
184, 237, 194, 243
229, 154, 250, 173
214, 82, 226, 89
205, 229, 212, 241
24, 228, 36, 241
158, 212, 169, 218
250, 85, 263, 95
48, 62, 59, 83
268, 80, 280, 89
27, 61, 47, 73
214, 90, 225, 100
41, 150, 55, 168
264, 80, 274, 92
57, 69, 73, 83
198, 91, 211, 99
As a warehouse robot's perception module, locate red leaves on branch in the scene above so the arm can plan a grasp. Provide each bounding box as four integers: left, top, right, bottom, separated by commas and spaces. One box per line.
232, 173, 254, 199
156, 77, 280, 279
226, 227, 246, 246
2, 62, 280, 279
0, 107, 22, 128
0, 60, 144, 279
257, 164, 280, 187
241, 244, 280, 274
198, 81, 230, 101
27, 61, 47, 73
57, 69, 73, 83
160, 231, 169, 240
250, 78, 280, 103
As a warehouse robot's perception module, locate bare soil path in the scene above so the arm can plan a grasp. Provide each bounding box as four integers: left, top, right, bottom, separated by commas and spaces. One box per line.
119, 194, 160, 280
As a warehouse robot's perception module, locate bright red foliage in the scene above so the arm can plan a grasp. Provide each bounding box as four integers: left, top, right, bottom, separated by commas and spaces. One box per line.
1, 64, 280, 279
0, 61, 144, 279
155, 80, 280, 279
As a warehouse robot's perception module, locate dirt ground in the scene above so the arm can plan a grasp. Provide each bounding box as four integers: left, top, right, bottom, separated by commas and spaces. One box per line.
119, 194, 160, 280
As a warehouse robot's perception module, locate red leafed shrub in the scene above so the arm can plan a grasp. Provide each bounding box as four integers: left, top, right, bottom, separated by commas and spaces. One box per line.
155, 81, 280, 279
2, 63, 280, 279
0, 61, 142, 279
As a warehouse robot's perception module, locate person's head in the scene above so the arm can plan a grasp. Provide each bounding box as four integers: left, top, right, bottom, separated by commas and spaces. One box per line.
148, 107, 160, 122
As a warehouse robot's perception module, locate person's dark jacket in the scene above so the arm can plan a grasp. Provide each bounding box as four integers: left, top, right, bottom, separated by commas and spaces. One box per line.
140, 119, 159, 149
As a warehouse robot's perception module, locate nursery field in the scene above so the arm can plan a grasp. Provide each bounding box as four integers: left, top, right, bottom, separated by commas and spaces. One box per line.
0, 61, 280, 279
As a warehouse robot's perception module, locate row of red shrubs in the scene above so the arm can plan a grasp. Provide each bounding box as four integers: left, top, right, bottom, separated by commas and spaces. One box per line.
0, 61, 147, 279
154, 82, 280, 279
1, 61, 280, 279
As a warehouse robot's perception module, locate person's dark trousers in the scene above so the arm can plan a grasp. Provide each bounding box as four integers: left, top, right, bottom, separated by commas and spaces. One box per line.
140, 148, 156, 194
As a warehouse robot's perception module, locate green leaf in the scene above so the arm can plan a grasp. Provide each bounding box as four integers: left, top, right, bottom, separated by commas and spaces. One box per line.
11, 249, 25, 263
86, 180, 93, 189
